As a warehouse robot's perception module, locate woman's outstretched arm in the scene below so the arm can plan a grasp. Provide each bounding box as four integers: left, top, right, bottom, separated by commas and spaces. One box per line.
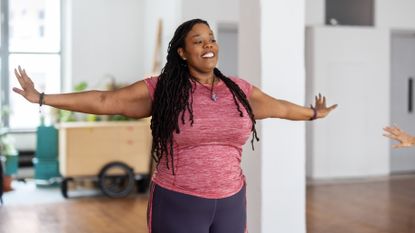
13, 66, 152, 119
249, 86, 337, 120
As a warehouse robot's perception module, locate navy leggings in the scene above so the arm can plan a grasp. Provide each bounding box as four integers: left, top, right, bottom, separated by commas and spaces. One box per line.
148, 184, 246, 233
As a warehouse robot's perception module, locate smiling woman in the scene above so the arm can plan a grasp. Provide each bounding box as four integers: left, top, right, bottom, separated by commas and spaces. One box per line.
177, 23, 219, 75
12, 18, 336, 233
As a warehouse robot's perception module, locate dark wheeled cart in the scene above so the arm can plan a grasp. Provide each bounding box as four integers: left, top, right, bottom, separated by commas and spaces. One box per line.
58, 120, 152, 198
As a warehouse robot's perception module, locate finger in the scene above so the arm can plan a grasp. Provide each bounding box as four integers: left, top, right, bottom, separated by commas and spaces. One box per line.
18, 67, 34, 89
14, 68, 25, 88
14, 68, 22, 80
392, 144, 400, 148
383, 128, 394, 134
17, 66, 29, 81
18, 66, 30, 81
386, 126, 400, 135
328, 104, 337, 111
12, 87, 24, 96
384, 127, 401, 137
391, 127, 402, 135
22, 68, 28, 78
393, 144, 408, 148
18, 65, 24, 76
14, 67, 22, 78
322, 96, 326, 106
384, 126, 397, 132
383, 133, 398, 140
383, 126, 392, 130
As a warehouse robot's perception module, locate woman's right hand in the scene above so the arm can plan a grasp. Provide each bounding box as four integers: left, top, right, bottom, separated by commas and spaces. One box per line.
12, 66, 41, 104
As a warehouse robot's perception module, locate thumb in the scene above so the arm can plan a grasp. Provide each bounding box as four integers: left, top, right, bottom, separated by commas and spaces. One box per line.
12, 87, 24, 96
328, 104, 338, 111
392, 144, 407, 149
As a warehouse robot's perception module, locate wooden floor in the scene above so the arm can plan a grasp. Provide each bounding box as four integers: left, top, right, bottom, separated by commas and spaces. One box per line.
0, 195, 149, 233
307, 175, 415, 233
1, 176, 415, 233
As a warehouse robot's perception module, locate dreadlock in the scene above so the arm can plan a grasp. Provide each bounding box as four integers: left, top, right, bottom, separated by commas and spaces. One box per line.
150, 19, 259, 174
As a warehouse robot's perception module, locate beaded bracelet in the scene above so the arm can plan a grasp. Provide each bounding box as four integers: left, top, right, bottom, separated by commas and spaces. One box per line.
309, 106, 317, 121
39, 92, 45, 113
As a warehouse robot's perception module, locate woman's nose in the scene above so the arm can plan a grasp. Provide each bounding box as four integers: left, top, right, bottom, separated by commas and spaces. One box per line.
204, 42, 213, 49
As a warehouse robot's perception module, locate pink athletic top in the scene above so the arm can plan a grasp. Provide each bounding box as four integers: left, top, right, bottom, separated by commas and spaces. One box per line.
145, 76, 253, 199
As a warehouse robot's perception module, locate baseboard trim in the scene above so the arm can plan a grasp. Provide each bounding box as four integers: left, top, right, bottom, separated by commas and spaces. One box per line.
307, 173, 415, 186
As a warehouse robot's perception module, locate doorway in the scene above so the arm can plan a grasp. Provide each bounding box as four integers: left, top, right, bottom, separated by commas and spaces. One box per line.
390, 31, 415, 173
217, 23, 238, 76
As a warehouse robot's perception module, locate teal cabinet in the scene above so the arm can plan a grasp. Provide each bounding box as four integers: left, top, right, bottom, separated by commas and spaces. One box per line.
35, 126, 60, 183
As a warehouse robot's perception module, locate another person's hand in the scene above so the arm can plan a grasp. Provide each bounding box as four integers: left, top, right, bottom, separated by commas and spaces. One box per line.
12, 66, 41, 103
383, 125, 415, 148
311, 93, 337, 119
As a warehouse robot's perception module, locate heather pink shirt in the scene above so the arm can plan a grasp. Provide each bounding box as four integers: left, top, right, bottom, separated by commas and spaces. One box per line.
145, 76, 253, 199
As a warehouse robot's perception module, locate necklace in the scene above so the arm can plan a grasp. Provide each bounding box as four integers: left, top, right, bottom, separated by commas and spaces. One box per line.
192, 76, 218, 102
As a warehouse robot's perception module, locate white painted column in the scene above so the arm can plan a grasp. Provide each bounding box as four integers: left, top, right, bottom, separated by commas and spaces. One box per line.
240, 0, 262, 232
240, 0, 306, 232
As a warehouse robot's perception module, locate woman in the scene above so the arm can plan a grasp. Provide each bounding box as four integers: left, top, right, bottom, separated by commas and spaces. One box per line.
13, 19, 336, 233
384, 125, 415, 148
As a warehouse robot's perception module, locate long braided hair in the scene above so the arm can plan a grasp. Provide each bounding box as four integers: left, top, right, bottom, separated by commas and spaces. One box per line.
151, 19, 259, 174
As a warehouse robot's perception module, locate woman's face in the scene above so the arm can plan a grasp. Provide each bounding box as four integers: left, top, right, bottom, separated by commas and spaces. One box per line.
178, 23, 219, 75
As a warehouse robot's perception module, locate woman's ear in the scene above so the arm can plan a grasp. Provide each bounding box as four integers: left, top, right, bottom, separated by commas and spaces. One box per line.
177, 48, 186, 60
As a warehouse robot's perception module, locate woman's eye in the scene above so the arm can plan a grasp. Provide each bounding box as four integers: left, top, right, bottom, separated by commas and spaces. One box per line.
194, 41, 203, 44
211, 39, 216, 43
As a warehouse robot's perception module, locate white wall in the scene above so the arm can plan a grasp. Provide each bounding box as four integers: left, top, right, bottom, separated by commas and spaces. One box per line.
306, 0, 325, 26
142, 0, 182, 76
377, 0, 415, 29
305, 1, 415, 179
241, 0, 306, 232
181, 0, 239, 31
68, 0, 145, 88
306, 26, 390, 178
307, 0, 415, 29
66, 0, 240, 85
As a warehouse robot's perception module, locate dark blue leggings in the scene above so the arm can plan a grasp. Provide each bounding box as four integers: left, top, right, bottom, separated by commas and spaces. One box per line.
148, 184, 246, 233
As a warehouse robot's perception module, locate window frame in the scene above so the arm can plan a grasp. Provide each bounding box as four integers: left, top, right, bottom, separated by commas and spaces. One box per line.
0, 0, 63, 132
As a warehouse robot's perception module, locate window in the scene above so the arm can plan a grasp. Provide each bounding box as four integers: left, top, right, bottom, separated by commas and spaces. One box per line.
1, 0, 61, 130
325, 0, 374, 26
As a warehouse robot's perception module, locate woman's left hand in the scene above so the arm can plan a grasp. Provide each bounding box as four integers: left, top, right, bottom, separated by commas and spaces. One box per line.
383, 125, 415, 148
312, 93, 337, 119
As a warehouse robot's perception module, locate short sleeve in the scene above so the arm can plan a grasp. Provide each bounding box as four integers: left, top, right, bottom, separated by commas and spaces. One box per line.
229, 77, 253, 98
144, 76, 159, 100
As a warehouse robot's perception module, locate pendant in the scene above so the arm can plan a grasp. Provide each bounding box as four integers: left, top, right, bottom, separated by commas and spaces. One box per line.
211, 93, 218, 102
